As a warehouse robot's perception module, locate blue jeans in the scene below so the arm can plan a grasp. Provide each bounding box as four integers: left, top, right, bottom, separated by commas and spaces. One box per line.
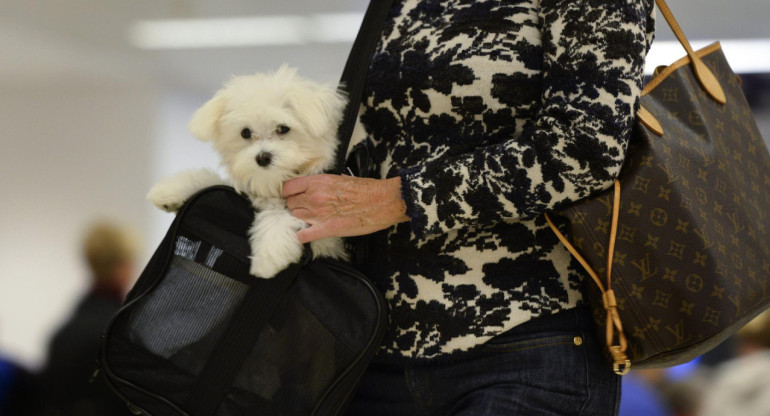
346, 307, 620, 416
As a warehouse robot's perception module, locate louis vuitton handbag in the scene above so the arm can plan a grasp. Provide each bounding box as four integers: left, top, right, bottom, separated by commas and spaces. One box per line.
545, 0, 770, 374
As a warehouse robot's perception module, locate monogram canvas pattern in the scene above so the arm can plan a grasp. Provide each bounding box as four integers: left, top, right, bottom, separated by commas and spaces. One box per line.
564, 46, 770, 367
352, 0, 655, 359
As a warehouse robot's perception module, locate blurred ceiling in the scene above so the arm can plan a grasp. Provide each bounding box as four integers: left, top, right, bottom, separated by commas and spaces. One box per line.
0, 0, 768, 94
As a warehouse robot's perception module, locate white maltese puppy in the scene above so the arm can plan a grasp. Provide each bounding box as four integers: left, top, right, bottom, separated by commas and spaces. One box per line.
147, 65, 349, 278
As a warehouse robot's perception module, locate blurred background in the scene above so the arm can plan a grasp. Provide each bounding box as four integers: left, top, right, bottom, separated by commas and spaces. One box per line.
0, 0, 769, 415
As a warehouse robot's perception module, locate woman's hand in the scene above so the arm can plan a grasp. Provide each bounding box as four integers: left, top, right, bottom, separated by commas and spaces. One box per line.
282, 174, 409, 243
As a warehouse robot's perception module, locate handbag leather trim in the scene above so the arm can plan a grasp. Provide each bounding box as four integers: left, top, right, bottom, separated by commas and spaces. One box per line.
635, 0, 728, 137
637, 106, 664, 136
641, 42, 722, 96
544, 181, 632, 375
653, 0, 726, 104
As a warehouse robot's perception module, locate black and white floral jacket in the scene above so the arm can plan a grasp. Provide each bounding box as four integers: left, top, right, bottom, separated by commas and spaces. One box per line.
350, 0, 655, 360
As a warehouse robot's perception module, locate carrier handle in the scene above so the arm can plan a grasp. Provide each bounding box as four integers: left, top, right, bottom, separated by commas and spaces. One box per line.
331, 0, 396, 174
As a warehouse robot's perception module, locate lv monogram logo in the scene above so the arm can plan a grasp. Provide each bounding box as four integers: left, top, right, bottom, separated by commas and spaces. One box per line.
656, 163, 678, 183
570, 209, 586, 225
632, 253, 658, 282
731, 253, 744, 271
597, 194, 613, 216
592, 242, 606, 260
650, 208, 669, 227
747, 161, 760, 177
694, 228, 715, 249
695, 187, 708, 205
703, 308, 722, 326
664, 319, 693, 346
695, 147, 714, 166
685, 274, 704, 293
662, 87, 678, 102
728, 294, 742, 315
726, 211, 746, 233
714, 178, 727, 195
633, 316, 663, 340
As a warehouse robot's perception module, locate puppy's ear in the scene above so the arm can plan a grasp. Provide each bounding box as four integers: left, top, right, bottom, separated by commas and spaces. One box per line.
188, 92, 226, 141
285, 84, 348, 139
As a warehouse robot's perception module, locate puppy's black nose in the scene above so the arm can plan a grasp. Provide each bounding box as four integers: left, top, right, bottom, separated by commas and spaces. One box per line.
256, 152, 272, 167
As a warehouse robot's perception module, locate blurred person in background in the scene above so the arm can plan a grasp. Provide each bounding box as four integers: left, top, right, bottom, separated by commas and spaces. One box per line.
697, 310, 770, 416
0, 353, 36, 415
36, 221, 140, 416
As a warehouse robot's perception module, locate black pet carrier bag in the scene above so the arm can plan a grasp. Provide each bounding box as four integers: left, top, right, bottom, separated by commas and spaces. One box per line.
97, 186, 387, 416
96, 1, 394, 414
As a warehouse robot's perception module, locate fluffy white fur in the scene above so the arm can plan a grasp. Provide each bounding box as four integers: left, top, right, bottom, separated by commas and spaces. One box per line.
147, 65, 349, 278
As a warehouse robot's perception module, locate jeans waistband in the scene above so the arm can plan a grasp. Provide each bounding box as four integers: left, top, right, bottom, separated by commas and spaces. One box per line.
503, 306, 594, 337
371, 307, 595, 366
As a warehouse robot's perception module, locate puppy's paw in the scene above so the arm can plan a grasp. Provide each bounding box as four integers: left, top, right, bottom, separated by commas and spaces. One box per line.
249, 259, 287, 279
147, 181, 188, 212
249, 251, 301, 279
147, 169, 225, 212
249, 231, 304, 278
248, 209, 306, 278
310, 237, 349, 261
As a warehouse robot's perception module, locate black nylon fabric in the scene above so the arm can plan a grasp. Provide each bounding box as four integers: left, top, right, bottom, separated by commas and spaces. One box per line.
99, 187, 387, 415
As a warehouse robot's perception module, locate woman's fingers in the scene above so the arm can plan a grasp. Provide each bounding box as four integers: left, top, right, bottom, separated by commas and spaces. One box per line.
296, 225, 326, 244
281, 176, 311, 198
288, 206, 312, 221
282, 174, 408, 243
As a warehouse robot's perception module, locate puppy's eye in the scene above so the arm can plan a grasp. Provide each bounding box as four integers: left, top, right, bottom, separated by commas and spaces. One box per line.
276, 124, 290, 135
240, 128, 252, 139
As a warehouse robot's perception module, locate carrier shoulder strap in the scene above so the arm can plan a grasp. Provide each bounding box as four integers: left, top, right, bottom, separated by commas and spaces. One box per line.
331, 0, 395, 174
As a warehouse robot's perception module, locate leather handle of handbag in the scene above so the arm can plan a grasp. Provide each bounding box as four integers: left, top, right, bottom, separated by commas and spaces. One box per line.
544, 181, 632, 375
637, 0, 727, 135
654, 0, 726, 104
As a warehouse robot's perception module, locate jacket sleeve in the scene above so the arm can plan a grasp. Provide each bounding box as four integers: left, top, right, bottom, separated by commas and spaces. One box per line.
398, 0, 655, 236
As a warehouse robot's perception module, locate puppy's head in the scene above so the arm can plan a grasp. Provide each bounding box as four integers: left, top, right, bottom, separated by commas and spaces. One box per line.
188, 65, 347, 198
